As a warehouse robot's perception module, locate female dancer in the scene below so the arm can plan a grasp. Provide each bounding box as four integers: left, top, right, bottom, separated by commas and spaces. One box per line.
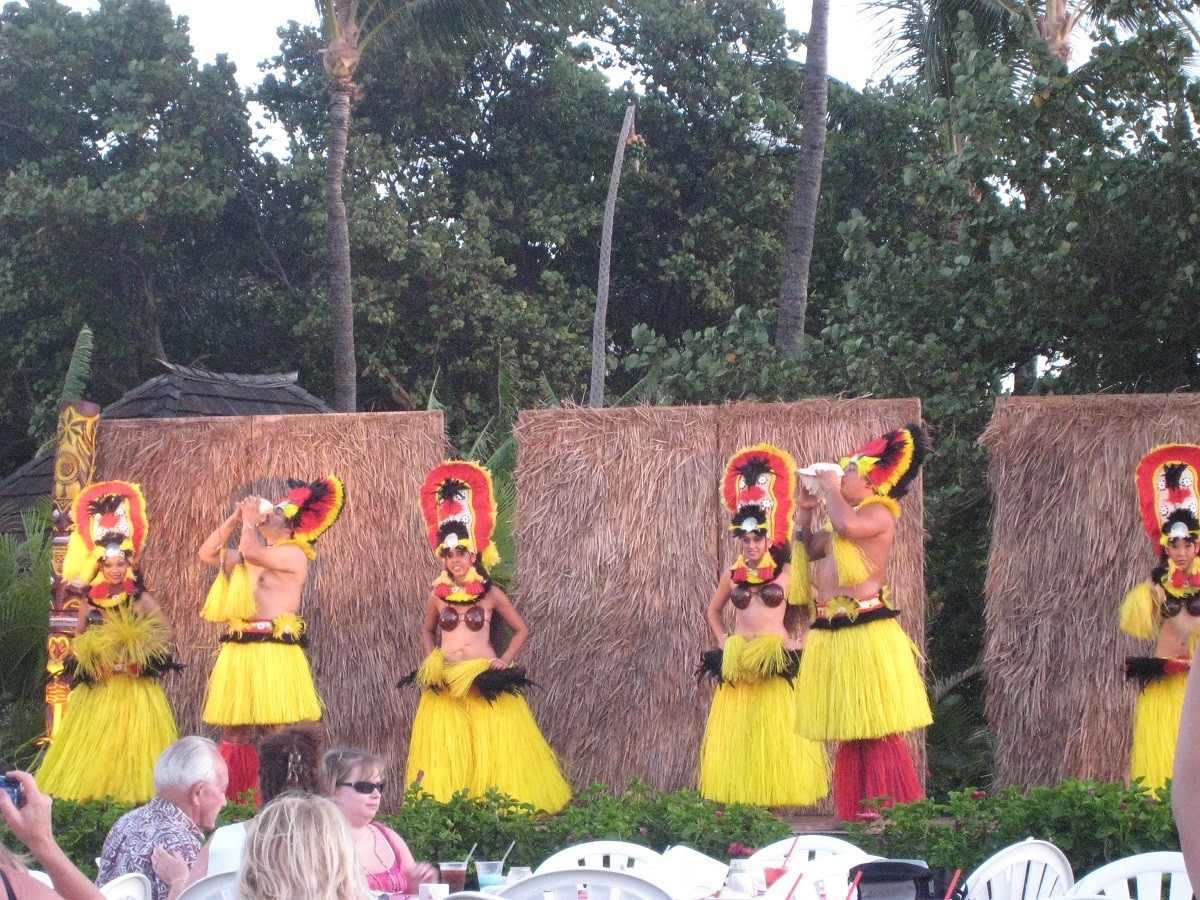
1121, 445, 1200, 792
699, 444, 828, 806
37, 481, 178, 803
403, 461, 571, 812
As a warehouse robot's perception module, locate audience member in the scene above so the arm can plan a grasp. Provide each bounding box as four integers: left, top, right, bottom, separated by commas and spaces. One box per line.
163, 723, 326, 893
325, 748, 435, 894
97, 737, 227, 900
0, 769, 103, 900
235, 793, 372, 900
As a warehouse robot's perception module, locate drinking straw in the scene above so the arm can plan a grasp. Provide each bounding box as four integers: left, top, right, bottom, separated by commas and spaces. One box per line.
780, 838, 801, 867
942, 870, 963, 900
843, 871, 864, 900
464, 843, 478, 865
500, 841, 516, 866
783, 872, 805, 900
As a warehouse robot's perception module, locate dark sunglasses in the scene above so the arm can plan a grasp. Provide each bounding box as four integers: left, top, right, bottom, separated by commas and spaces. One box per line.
1162, 596, 1200, 618
337, 780, 385, 795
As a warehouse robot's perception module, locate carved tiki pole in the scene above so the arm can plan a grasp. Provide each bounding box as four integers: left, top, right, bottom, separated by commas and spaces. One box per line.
44, 400, 100, 741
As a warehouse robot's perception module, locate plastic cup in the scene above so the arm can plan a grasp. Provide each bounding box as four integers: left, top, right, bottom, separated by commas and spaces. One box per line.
764, 866, 787, 888
477, 861, 505, 890
507, 867, 533, 885
440, 862, 468, 893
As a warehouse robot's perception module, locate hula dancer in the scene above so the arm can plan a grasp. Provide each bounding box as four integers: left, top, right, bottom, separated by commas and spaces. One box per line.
198, 476, 344, 800
698, 444, 829, 806
1120, 445, 1200, 793
37, 481, 179, 803
402, 461, 570, 812
794, 424, 931, 820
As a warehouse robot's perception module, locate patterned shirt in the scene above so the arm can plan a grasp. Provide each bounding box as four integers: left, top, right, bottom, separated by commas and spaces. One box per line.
97, 797, 204, 900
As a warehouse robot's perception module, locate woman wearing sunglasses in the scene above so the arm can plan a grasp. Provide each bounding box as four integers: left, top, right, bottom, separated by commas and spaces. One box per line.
1121, 446, 1200, 793
326, 748, 435, 897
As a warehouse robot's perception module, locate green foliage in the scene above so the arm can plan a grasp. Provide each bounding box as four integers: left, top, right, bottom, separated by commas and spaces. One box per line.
845, 780, 1179, 874
0, 508, 53, 770
386, 780, 791, 869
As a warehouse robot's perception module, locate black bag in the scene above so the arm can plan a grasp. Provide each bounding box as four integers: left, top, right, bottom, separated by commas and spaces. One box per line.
849, 861, 937, 900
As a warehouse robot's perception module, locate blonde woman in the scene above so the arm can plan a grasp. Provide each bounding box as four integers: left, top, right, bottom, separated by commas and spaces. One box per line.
236, 794, 371, 900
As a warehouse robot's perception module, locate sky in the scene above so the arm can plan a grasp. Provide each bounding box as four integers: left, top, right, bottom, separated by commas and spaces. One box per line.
62, 1, 897, 91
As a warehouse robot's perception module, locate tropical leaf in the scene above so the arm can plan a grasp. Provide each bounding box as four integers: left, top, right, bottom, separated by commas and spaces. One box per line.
60, 324, 93, 403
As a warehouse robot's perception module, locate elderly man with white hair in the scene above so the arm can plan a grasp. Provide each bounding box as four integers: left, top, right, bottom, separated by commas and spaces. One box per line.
97, 736, 228, 900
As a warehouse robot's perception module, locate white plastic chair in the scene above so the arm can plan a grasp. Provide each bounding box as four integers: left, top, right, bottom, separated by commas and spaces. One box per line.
965, 839, 1074, 900
651, 845, 728, 898
497, 867, 673, 900
1068, 851, 1191, 900
749, 836, 873, 869
536, 841, 663, 877
178, 869, 239, 900
28, 870, 53, 887
99, 872, 154, 900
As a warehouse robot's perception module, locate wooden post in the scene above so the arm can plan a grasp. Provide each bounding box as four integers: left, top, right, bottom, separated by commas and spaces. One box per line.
42, 400, 100, 742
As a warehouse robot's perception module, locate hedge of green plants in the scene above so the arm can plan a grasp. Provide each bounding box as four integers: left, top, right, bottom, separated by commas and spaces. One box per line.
9, 778, 1179, 881
21, 780, 790, 877
844, 780, 1179, 876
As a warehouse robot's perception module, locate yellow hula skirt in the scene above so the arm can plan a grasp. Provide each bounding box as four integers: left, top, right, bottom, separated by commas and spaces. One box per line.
405, 650, 571, 813
38, 673, 178, 803
796, 606, 932, 741
1130, 666, 1188, 793
699, 635, 829, 806
202, 618, 322, 726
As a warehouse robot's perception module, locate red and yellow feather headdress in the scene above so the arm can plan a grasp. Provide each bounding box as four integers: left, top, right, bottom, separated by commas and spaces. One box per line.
722, 444, 796, 549
420, 461, 500, 571
274, 476, 345, 544
1136, 445, 1200, 546
62, 481, 148, 582
840, 423, 926, 500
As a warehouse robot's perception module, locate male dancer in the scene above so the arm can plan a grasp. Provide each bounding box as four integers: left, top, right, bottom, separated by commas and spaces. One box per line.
794, 424, 930, 819
198, 476, 343, 799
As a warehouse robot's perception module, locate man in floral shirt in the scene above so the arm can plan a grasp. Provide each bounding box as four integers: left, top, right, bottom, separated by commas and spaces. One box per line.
97, 737, 228, 900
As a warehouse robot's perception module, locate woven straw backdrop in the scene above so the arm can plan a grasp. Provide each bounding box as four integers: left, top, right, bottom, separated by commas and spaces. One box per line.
513, 398, 925, 811
981, 394, 1200, 788
90, 412, 445, 807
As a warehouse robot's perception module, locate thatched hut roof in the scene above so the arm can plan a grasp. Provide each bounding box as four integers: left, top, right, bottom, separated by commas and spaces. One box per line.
980, 394, 1200, 788
87, 411, 445, 806
0, 361, 330, 533
512, 398, 925, 812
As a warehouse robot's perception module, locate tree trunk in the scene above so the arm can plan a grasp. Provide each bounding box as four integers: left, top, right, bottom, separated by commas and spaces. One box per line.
588, 104, 636, 408
776, 0, 829, 357
326, 81, 357, 412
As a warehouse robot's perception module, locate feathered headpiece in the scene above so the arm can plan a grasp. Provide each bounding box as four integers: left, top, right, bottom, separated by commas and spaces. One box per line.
722, 444, 796, 549
274, 476, 345, 544
840, 423, 927, 500
420, 461, 500, 572
62, 481, 148, 582
1136, 445, 1200, 546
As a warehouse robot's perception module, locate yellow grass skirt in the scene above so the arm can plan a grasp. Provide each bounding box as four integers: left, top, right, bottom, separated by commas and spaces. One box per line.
699, 636, 829, 806
1130, 670, 1187, 793
796, 616, 932, 741
202, 641, 322, 726
405, 651, 571, 813
37, 674, 178, 803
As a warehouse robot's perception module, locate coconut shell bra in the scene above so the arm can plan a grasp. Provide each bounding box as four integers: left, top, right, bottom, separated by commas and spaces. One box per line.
438, 604, 488, 632
730, 582, 785, 609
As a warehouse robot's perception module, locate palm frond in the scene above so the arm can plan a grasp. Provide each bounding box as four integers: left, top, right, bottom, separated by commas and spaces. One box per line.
426, 368, 445, 411
538, 374, 562, 408
60, 324, 93, 402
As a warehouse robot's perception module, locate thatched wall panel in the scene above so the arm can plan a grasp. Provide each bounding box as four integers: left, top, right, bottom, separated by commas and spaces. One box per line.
981, 395, 1200, 788
515, 399, 926, 808
513, 406, 722, 793
92, 412, 445, 805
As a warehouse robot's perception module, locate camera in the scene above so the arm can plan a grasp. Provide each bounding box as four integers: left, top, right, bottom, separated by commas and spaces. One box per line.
1, 776, 23, 808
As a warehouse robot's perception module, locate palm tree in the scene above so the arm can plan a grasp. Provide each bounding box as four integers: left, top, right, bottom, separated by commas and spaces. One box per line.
314, 0, 563, 412
776, 0, 830, 356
